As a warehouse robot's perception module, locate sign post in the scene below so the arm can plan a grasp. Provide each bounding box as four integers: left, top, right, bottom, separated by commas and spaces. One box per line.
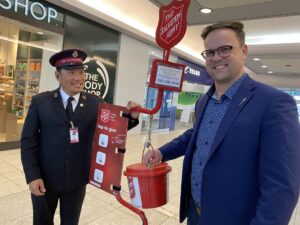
89, 1, 190, 224
132, 0, 190, 115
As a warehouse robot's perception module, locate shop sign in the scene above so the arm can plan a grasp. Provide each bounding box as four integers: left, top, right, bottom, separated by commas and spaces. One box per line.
178, 57, 214, 85
83, 58, 109, 99
0, 0, 58, 23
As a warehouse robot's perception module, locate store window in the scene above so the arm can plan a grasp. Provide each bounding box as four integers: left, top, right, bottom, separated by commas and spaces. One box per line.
0, 15, 63, 146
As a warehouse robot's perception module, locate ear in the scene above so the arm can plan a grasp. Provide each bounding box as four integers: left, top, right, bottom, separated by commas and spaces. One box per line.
55, 71, 60, 80
242, 44, 248, 59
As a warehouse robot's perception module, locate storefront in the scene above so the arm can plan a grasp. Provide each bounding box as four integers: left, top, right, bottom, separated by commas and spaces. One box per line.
175, 57, 213, 128
0, 0, 120, 150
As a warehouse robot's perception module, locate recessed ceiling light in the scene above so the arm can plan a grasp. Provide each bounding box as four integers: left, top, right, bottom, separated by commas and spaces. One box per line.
268, 71, 273, 74
200, 8, 212, 14
253, 58, 260, 61
37, 31, 44, 35
261, 65, 268, 68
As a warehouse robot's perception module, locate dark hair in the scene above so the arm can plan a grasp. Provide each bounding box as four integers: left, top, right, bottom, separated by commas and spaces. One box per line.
201, 21, 245, 45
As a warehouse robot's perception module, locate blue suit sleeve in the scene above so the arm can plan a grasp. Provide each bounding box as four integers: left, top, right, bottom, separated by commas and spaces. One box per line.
159, 128, 194, 161
250, 93, 300, 225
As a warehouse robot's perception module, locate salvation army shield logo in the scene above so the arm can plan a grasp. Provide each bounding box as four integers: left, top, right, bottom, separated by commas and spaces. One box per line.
156, 0, 190, 50
100, 109, 111, 123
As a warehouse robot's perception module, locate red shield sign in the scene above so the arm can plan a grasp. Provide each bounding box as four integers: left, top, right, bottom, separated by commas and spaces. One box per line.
100, 109, 110, 123
156, 0, 190, 50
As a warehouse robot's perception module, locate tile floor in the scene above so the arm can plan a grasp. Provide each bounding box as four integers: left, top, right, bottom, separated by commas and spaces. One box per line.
0, 129, 299, 225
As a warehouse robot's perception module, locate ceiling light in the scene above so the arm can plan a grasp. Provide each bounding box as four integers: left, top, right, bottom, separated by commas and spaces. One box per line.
199, 8, 212, 14
37, 31, 44, 35
261, 65, 267, 68
267, 71, 273, 74
253, 58, 260, 61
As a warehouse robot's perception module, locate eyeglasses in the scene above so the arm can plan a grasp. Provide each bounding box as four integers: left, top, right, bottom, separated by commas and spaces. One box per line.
201, 45, 233, 61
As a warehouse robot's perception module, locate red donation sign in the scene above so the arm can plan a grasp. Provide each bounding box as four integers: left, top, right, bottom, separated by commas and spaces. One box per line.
89, 102, 129, 194
156, 0, 190, 50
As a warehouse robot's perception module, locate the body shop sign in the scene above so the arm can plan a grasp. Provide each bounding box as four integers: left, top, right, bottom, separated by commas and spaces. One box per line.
84, 58, 109, 99
0, 0, 58, 23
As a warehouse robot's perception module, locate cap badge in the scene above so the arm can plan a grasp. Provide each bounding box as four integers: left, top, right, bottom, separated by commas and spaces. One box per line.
72, 51, 78, 58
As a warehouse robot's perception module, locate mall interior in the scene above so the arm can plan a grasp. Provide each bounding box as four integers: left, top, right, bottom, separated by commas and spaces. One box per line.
0, 0, 300, 224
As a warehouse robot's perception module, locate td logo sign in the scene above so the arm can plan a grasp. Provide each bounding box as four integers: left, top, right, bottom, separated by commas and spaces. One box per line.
83, 58, 109, 98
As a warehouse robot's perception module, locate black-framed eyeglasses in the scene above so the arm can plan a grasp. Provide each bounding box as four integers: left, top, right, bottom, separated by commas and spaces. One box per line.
201, 45, 233, 61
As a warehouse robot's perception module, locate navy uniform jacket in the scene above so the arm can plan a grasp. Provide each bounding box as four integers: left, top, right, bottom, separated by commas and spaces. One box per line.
160, 75, 300, 225
21, 88, 138, 192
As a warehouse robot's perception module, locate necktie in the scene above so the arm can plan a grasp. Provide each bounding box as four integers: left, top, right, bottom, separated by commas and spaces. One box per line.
66, 96, 74, 121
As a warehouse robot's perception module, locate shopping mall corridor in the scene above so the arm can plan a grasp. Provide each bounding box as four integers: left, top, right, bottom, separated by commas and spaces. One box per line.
0, 129, 299, 225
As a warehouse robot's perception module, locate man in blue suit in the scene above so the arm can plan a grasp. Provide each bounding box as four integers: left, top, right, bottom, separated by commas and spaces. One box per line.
21, 49, 140, 225
143, 21, 300, 225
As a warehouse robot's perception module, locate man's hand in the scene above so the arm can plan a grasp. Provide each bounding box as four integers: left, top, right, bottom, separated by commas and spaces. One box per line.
142, 149, 163, 168
127, 101, 141, 119
29, 179, 46, 196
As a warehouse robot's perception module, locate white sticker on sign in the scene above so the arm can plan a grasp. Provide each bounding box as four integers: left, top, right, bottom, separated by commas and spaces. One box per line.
99, 134, 108, 147
155, 65, 182, 88
96, 151, 106, 165
94, 169, 104, 183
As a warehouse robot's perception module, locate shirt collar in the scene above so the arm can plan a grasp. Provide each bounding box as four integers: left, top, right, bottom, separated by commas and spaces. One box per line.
207, 73, 247, 100
59, 88, 80, 105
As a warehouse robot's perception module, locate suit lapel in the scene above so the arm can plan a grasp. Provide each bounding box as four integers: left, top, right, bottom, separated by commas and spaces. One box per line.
51, 89, 69, 124
207, 76, 256, 160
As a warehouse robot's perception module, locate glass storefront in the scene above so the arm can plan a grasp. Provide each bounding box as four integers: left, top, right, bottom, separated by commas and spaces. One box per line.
0, 15, 63, 146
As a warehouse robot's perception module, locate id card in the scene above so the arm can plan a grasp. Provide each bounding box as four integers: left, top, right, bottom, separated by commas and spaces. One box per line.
69, 128, 79, 143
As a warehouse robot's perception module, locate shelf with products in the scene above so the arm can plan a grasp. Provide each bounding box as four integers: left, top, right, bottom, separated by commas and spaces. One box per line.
12, 31, 43, 119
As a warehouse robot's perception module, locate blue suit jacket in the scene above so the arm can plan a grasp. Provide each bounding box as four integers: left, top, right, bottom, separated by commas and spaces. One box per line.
160, 75, 300, 225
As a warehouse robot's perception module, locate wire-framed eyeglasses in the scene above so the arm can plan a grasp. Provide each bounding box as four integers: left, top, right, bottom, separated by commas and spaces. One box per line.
201, 45, 233, 61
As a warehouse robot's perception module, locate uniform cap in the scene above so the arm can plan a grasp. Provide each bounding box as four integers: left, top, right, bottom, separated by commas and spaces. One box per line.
49, 49, 87, 70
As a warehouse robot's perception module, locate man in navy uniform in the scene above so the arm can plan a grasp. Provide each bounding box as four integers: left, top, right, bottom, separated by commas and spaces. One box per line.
21, 49, 140, 225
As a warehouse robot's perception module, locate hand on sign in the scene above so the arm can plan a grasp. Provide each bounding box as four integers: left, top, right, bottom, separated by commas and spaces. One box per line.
127, 101, 141, 119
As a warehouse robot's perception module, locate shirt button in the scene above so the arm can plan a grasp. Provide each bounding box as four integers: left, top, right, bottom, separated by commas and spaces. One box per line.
195, 183, 198, 187
209, 120, 213, 124
205, 141, 208, 145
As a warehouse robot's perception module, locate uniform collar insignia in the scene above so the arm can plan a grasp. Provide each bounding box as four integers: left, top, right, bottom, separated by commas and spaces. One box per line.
53, 92, 58, 98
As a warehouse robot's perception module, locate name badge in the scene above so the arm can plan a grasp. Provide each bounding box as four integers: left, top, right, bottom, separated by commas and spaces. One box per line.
69, 121, 79, 143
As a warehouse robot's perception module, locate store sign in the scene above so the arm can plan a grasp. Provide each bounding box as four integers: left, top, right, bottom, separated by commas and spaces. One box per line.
83, 58, 109, 98
178, 57, 214, 85
0, 0, 58, 23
